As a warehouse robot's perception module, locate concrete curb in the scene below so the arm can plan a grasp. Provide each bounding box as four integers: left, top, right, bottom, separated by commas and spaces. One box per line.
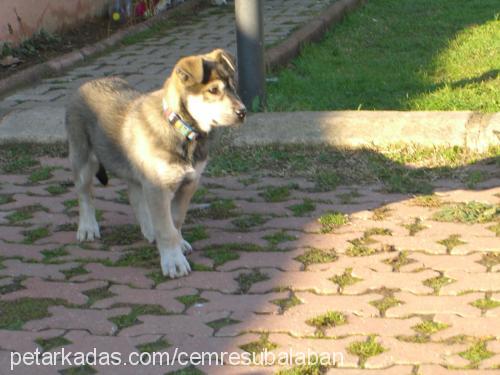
229, 111, 500, 152
0, 0, 206, 98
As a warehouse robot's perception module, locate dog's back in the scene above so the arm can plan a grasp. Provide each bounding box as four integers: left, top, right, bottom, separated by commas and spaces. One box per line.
65, 77, 141, 183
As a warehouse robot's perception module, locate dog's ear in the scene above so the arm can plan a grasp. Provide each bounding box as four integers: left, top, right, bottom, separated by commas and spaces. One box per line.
175, 56, 204, 86
205, 48, 236, 74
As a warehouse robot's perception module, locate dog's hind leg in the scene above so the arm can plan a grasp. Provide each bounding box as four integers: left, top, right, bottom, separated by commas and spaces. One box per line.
128, 182, 155, 243
68, 139, 101, 241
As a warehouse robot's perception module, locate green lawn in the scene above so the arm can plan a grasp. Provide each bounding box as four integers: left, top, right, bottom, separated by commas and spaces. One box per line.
267, 0, 500, 112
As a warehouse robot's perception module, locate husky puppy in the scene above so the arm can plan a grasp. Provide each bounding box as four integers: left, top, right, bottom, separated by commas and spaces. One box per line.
65, 49, 246, 278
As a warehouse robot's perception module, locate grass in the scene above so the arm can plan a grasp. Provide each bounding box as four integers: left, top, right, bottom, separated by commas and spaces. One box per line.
383, 251, 415, 272
183, 225, 208, 243
370, 294, 403, 317
412, 320, 450, 336
411, 195, 443, 208
263, 230, 297, 246
306, 311, 347, 336
6, 204, 46, 224
337, 190, 361, 204
236, 269, 269, 294
35, 335, 71, 351
203, 246, 239, 267
267, 0, 500, 112
206, 317, 240, 333
276, 363, 327, 375
0, 298, 66, 329
404, 218, 426, 236
0, 194, 14, 205
288, 198, 316, 216
61, 265, 89, 280
260, 185, 290, 202
83, 286, 115, 306
488, 222, 500, 237
437, 234, 466, 253
471, 296, 500, 312
46, 184, 69, 195
41, 247, 69, 263
478, 253, 500, 271
459, 341, 494, 368
345, 237, 378, 257
231, 214, 268, 230
207, 144, 499, 195
28, 166, 54, 183
423, 275, 455, 294
176, 294, 208, 309
22, 226, 50, 244
295, 248, 337, 268
318, 211, 348, 233
136, 338, 170, 353
63, 199, 78, 209
314, 171, 341, 192
101, 224, 143, 246
433, 202, 499, 223
347, 336, 386, 368
109, 304, 168, 330
372, 207, 392, 221
59, 365, 97, 375
198, 199, 237, 219
240, 333, 278, 354
330, 268, 362, 292
272, 292, 302, 312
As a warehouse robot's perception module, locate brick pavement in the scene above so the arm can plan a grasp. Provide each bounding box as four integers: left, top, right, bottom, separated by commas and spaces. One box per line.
0, 154, 499, 374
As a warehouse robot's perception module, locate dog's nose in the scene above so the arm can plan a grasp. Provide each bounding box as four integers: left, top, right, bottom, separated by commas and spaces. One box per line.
235, 106, 247, 120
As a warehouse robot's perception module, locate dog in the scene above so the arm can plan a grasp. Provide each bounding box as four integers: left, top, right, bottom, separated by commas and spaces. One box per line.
65, 49, 246, 278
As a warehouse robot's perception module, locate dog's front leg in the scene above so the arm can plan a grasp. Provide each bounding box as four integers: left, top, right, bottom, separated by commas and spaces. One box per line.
143, 183, 191, 278
171, 179, 199, 254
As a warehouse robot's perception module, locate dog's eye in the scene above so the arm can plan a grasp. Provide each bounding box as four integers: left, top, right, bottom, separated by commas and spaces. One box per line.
208, 87, 219, 95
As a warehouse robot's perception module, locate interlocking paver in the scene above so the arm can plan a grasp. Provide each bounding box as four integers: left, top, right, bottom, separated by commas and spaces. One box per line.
0, 259, 78, 280
23, 306, 131, 335
71, 263, 154, 289
92, 285, 198, 313
1, 278, 108, 305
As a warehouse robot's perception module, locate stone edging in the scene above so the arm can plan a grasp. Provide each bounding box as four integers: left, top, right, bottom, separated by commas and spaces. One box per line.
228, 111, 500, 152
0, 0, 364, 97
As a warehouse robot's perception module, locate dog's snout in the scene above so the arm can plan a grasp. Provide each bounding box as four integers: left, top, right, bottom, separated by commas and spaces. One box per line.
235, 106, 247, 120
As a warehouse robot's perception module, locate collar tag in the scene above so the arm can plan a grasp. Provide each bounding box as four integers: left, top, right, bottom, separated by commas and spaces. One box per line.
162, 98, 198, 141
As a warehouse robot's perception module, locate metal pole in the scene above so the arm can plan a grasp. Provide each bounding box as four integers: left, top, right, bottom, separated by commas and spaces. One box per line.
235, 0, 265, 110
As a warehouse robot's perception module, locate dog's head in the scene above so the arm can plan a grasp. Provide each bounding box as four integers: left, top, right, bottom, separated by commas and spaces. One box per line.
165, 49, 246, 133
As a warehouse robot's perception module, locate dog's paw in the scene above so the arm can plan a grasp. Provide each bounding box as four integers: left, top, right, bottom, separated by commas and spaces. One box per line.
77, 217, 100, 242
160, 247, 191, 278
141, 226, 155, 244
180, 239, 193, 254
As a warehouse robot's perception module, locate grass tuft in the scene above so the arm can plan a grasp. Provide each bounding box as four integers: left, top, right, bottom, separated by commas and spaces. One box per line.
433, 202, 499, 224
347, 336, 385, 368
295, 248, 337, 268
236, 269, 269, 294
318, 212, 348, 233
240, 333, 278, 354
288, 198, 316, 216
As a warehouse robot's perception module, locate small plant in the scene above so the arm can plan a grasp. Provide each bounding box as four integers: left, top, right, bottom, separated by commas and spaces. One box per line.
176, 294, 208, 309
314, 171, 340, 192
372, 207, 391, 221
183, 225, 208, 243
22, 226, 50, 244
330, 268, 362, 292
240, 333, 278, 354
437, 234, 466, 253
411, 195, 442, 208
383, 251, 415, 272
46, 184, 69, 195
433, 202, 499, 224
109, 304, 168, 330
29, 166, 54, 183
347, 336, 385, 368
412, 320, 450, 336
370, 294, 402, 317
236, 269, 269, 294
423, 275, 455, 294
206, 317, 240, 333
471, 296, 500, 312
264, 230, 297, 246
288, 198, 316, 216
318, 212, 348, 233
272, 292, 302, 312
232, 214, 267, 230
35, 335, 71, 351
260, 186, 290, 202
459, 340, 493, 368
136, 338, 170, 353
306, 311, 346, 336
295, 248, 337, 268
404, 217, 426, 236
203, 246, 239, 267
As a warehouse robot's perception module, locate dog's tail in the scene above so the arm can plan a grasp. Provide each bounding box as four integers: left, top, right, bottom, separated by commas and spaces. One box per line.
95, 163, 108, 186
